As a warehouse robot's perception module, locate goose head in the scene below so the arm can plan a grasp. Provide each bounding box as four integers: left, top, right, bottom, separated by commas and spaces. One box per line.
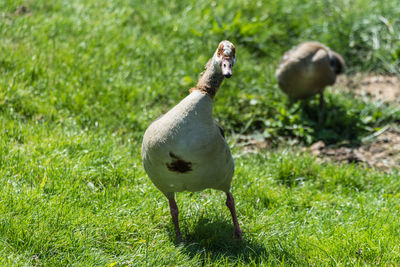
329, 51, 346, 75
213, 40, 236, 78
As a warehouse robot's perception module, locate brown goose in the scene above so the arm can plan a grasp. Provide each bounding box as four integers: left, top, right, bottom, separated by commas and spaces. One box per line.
276, 41, 345, 107
141, 40, 242, 240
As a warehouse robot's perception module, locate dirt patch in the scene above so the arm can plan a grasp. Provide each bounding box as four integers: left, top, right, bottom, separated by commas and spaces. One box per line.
234, 132, 271, 155
237, 126, 400, 171
324, 74, 400, 170
237, 74, 400, 171
335, 73, 400, 104
309, 126, 400, 171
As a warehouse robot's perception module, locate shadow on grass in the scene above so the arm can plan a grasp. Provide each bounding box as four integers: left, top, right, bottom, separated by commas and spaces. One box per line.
299, 99, 365, 146
168, 218, 274, 264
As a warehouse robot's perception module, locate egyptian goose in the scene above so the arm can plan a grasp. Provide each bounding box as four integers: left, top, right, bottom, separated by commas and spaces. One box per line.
141, 40, 242, 240
276, 41, 345, 108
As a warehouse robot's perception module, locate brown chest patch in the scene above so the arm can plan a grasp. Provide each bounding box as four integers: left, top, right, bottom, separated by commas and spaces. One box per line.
166, 152, 193, 173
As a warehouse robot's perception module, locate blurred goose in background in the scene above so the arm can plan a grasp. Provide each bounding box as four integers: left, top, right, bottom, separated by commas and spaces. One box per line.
276, 41, 345, 108
141, 40, 242, 240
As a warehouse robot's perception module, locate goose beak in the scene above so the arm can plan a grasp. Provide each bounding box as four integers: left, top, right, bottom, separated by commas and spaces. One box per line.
221, 58, 233, 78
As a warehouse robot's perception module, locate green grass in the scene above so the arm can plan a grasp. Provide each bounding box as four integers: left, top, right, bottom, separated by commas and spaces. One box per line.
1, 0, 400, 265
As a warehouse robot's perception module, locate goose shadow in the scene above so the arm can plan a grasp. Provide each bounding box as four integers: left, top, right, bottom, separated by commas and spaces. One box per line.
167, 217, 271, 264
298, 99, 364, 147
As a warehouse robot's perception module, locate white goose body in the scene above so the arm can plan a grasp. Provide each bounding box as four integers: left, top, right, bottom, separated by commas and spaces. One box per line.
141, 40, 242, 240
142, 90, 234, 197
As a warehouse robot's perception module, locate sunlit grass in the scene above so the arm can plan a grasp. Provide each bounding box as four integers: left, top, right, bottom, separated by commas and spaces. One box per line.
1, 0, 399, 265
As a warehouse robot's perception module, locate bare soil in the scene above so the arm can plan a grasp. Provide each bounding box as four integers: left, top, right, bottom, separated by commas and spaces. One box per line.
238, 74, 400, 171
335, 73, 400, 104
309, 126, 400, 171
320, 74, 400, 171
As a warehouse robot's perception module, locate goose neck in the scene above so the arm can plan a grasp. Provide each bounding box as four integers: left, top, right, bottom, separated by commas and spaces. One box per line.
194, 58, 224, 99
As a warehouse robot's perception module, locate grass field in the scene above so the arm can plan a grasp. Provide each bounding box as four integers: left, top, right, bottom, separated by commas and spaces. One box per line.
1, 0, 400, 265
